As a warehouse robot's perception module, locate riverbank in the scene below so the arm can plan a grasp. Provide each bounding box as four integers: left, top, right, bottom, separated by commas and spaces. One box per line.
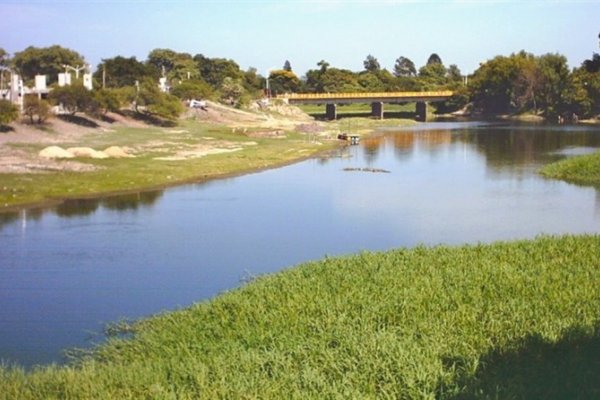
0, 102, 415, 212
1, 234, 598, 399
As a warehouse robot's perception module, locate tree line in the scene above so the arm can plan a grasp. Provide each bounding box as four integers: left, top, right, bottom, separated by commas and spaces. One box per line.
1, 44, 599, 126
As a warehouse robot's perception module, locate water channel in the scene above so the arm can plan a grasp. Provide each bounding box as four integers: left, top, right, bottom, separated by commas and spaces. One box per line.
1, 121, 600, 367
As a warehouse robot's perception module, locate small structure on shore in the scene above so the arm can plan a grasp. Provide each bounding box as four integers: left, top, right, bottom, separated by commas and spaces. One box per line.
337, 133, 360, 145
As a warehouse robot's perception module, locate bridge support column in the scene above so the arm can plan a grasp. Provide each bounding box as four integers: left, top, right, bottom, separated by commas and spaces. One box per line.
326, 103, 337, 120
416, 102, 427, 121
371, 102, 384, 119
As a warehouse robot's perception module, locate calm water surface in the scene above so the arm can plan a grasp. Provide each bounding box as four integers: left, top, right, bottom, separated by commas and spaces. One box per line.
1, 122, 600, 367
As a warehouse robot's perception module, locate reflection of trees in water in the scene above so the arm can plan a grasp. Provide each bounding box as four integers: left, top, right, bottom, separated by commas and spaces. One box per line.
363, 130, 453, 162
0, 208, 44, 230
55, 190, 164, 217
361, 136, 385, 164
461, 128, 600, 177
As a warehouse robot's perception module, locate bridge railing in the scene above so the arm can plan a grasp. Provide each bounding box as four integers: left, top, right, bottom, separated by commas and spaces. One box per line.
276, 90, 454, 100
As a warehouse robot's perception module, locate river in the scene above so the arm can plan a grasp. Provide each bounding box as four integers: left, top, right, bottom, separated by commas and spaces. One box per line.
1, 121, 600, 367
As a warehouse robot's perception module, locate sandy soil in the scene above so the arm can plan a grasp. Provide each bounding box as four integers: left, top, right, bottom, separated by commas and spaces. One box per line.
0, 101, 327, 174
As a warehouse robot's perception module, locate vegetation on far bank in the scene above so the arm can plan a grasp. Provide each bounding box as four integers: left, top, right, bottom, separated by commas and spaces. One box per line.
540, 150, 600, 186
1, 234, 598, 399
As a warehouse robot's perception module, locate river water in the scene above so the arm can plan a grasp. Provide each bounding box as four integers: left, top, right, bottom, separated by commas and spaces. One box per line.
1, 122, 600, 367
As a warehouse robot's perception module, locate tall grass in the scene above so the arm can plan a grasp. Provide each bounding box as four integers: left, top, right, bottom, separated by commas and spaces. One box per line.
1, 235, 599, 399
540, 150, 600, 186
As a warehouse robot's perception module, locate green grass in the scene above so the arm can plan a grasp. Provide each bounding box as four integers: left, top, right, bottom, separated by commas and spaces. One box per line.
0, 120, 333, 209
1, 235, 599, 399
540, 150, 600, 186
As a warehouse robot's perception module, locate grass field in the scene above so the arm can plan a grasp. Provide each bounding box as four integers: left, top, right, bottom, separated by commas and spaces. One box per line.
540, 150, 600, 186
1, 235, 598, 399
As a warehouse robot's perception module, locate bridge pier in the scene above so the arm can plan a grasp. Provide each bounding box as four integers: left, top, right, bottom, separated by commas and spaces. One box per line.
326, 103, 337, 120
416, 101, 427, 121
371, 102, 384, 119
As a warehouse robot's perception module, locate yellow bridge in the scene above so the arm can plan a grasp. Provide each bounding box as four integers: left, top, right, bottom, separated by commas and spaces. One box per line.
276, 90, 454, 120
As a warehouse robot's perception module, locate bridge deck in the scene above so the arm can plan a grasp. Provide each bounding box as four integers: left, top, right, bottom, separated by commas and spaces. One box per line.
277, 90, 453, 105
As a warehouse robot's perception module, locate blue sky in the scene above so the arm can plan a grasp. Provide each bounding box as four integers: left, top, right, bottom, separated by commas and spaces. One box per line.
1, 0, 598, 77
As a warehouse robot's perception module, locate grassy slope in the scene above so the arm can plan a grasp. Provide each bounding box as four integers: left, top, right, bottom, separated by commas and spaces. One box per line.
1, 235, 599, 399
540, 150, 600, 186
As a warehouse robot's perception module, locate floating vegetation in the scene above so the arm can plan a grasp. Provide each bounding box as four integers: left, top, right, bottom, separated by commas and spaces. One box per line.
343, 167, 391, 173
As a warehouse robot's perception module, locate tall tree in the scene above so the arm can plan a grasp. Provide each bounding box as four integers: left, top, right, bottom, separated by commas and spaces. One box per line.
12, 45, 85, 84
363, 55, 381, 73
426, 53, 443, 65
283, 60, 292, 72
393, 56, 416, 77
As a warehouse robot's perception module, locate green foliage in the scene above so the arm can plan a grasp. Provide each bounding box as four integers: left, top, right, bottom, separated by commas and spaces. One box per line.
427, 53, 443, 65
283, 60, 292, 72
219, 77, 246, 107
49, 84, 94, 115
418, 62, 448, 90
92, 89, 122, 115
0, 235, 598, 398
194, 54, 244, 88
268, 69, 301, 95
540, 150, 600, 186
0, 47, 9, 68
469, 53, 524, 114
171, 79, 214, 100
393, 56, 416, 77
363, 54, 381, 72
11, 45, 85, 85
0, 99, 19, 125
242, 67, 265, 93
147, 48, 199, 82
23, 95, 51, 124
93, 56, 158, 88
134, 79, 183, 120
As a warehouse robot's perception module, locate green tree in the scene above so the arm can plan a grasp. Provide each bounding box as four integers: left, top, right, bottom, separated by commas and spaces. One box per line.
12, 45, 85, 85
320, 68, 361, 93
268, 69, 301, 94
92, 89, 122, 115
134, 79, 183, 120
283, 60, 292, 72
147, 48, 199, 82
427, 53, 443, 65
358, 72, 384, 92
23, 95, 51, 124
49, 84, 93, 115
171, 80, 214, 100
242, 67, 265, 93
194, 54, 244, 88
220, 77, 246, 106
469, 54, 522, 114
363, 54, 381, 72
93, 56, 158, 88
536, 53, 571, 116
418, 62, 447, 89
0, 99, 19, 126
0, 48, 9, 68
393, 56, 416, 77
